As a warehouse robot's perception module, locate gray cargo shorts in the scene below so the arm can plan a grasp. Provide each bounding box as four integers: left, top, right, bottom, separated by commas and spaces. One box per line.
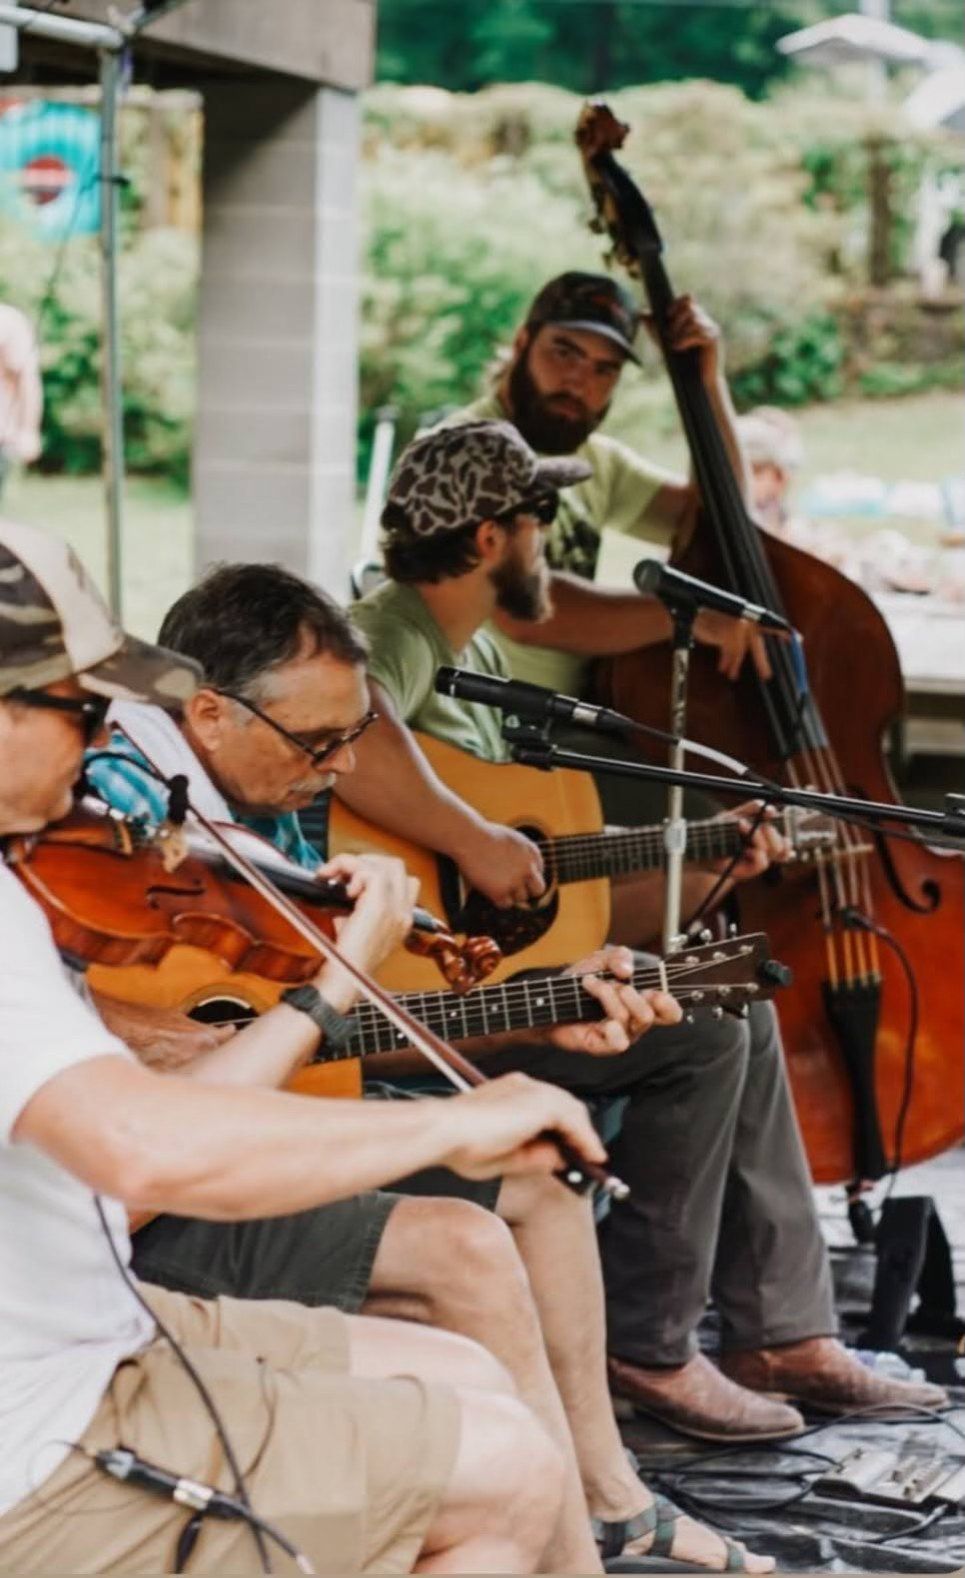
131, 1167, 501, 1313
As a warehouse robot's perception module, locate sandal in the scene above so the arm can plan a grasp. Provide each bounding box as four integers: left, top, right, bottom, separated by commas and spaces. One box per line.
593, 1493, 762, 1573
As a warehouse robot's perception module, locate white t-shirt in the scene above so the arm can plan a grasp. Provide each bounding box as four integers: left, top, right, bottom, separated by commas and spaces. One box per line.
0, 862, 155, 1517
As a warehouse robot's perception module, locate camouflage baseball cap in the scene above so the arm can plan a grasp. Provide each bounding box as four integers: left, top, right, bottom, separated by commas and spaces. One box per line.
382, 419, 592, 539
525, 271, 642, 364
0, 519, 200, 710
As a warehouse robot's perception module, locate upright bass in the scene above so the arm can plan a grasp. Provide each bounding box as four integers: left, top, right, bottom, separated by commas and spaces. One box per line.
578, 103, 964, 1193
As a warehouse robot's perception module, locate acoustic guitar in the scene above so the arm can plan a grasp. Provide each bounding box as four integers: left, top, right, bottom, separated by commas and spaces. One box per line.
330, 732, 835, 990
122, 929, 787, 1232
134, 930, 789, 1101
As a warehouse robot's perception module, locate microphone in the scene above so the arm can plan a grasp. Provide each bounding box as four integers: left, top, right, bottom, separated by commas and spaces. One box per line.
434, 666, 630, 736
634, 559, 790, 633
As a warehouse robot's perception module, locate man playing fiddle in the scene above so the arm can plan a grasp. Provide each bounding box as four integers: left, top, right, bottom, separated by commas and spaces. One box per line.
0, 517, 630, 1575
342, 417, 946, 1447
84, 557, 773, 1571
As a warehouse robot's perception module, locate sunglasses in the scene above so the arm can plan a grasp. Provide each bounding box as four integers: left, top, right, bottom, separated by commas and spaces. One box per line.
497, 491, 559, 527
217, 691, 379, 768
8, 687, 111, 745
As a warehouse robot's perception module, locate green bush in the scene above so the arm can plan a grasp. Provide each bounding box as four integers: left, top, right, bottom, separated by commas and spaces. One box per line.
361, 81, 840, 465
858, 359, 963, 399
730, 314, 845, 407
0, 223, 197, 484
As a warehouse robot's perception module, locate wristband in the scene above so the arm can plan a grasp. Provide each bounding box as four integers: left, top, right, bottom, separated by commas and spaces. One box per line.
280, 985, 355, 1056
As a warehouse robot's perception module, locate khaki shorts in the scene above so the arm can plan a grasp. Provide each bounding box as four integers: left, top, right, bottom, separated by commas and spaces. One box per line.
0, 1283, 460, 1575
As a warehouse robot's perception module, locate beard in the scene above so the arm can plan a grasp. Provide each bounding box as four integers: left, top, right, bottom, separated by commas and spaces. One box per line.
490, 544, 552, 623
507, 347, 608, 455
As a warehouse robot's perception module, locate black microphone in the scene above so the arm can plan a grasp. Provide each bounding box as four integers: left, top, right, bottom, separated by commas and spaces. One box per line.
634, 559, 790, 633
434, 666, 631, 736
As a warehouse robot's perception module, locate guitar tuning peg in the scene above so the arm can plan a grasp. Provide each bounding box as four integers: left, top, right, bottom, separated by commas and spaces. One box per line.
711, 1006, 724, 1020
727, 922, 738, 938
698, 927, 713, 944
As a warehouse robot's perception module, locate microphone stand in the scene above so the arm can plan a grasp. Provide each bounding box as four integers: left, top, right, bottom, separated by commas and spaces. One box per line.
500, 725, 965, 848
661, 601, 697, 954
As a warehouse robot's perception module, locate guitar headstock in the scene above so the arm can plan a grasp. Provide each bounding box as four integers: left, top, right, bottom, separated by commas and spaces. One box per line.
783, 806, 840, 859
661, 932, 791, 1012
575, 100, 663, 275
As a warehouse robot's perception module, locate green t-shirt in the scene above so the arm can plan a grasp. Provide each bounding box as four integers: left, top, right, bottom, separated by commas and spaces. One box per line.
455, 390, 675, 696
351, 580, 511, 764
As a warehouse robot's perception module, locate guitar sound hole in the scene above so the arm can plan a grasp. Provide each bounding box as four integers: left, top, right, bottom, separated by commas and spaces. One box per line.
457, 827, 559, 957
189, 996, 258, 1028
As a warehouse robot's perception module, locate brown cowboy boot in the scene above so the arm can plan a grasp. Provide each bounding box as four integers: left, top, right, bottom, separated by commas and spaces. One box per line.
721, 1336, 948, 1413
607, 1352, 805, 1443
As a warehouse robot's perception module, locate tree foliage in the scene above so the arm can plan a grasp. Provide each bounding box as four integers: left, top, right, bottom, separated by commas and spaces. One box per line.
360, 79, 854, 459
0, 225, 197, 482
375, 0, 963, 99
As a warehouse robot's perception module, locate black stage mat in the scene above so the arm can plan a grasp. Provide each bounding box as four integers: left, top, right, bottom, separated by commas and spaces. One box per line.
616, 1236, 965, 1572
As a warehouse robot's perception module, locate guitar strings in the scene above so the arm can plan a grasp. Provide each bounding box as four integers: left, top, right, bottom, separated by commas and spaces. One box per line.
347, 951, 762, 1044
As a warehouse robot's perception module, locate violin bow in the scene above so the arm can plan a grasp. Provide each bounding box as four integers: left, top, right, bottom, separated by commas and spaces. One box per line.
111, 725, 629, 1204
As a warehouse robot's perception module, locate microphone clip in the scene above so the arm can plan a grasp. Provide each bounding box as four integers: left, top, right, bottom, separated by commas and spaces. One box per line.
501, 716, 555, 768
158, 772, 191, 873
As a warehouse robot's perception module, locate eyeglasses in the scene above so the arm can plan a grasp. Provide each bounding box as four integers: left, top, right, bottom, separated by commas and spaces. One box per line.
217, 691, 379, 768
7, 687, 111, 745
497, 491, 559, 527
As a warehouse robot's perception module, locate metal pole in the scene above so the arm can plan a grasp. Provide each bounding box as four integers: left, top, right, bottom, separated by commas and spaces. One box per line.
661, 606, 696, 954
2, 3, 193, 620
0, 5, 122, 49
98, 48, 125, 618
360, 405, 397, 562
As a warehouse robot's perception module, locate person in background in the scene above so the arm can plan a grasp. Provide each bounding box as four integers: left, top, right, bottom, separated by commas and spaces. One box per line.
0, 304, 42, 499
737, 406, 805, 539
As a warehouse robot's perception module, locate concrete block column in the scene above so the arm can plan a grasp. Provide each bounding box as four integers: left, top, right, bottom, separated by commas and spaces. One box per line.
194, 77, 360, 596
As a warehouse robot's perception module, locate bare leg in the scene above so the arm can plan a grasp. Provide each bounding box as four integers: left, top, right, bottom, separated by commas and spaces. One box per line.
364, 1196, 602, 1573
496, 1173, 641, 1515
415, 1392, 565, 1574
497, 1173, 774, 1572
345, 1311, 564, 1575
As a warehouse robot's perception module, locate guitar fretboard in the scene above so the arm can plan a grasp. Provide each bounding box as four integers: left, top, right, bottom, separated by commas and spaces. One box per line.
335, 948, 759, 1059
546, 814, 760, 885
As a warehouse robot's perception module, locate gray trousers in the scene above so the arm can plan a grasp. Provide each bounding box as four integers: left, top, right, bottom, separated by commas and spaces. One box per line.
483, 998, 836, 1366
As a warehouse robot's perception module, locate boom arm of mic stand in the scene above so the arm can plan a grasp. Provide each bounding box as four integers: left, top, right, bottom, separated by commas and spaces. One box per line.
504, 737, 965, 845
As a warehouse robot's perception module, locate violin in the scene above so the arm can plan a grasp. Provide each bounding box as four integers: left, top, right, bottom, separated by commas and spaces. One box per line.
11, 796, 631, 1200
577, 102, 964, 1198
8, 802, 501, 992
7, 803, 503, 1101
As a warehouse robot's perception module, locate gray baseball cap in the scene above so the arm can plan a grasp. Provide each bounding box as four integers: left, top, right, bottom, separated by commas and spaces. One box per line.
382, 419, 592, 539
0, 518, 200, 709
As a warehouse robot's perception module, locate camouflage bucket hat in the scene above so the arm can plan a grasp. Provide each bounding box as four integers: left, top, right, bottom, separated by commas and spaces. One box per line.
526, 271, 642, 364
382, 419, 592, 539
0, 519, 200, 710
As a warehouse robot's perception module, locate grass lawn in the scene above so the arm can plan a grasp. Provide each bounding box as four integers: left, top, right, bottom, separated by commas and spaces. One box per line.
607, 384, 963, 495
3, 471, 193, 642
792, 391, 963, 488
4, 389, 962, 635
